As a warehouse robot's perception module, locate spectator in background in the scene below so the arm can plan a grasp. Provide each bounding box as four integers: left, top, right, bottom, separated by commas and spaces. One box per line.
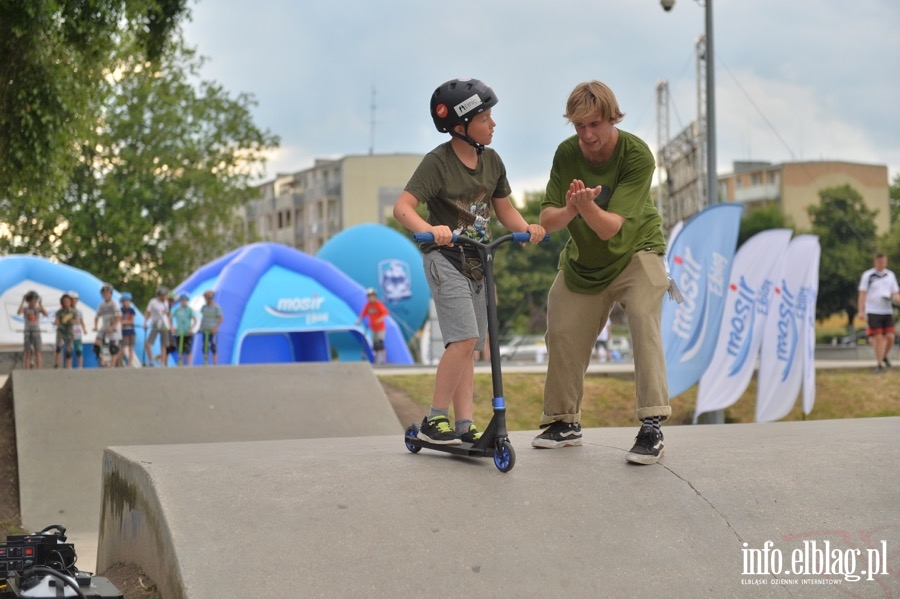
54, 293, 78, 369
199, 290, 223, 365
93, 283, 123, 368
356, 288, 390, 365
857, 252, 900, 373
69, 291, 87, 368
144, 286, 171, 367
18, 291, 47, 369
120, 292, 137, 367
595, 318, 611, 363
170, 293, 196, 366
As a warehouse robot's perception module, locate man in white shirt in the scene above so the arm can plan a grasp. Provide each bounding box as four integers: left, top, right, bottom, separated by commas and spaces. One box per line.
856, 253, 900, 373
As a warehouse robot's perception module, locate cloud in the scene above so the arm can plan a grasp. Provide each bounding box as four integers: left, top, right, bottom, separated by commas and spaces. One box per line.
182, 0, 900, 191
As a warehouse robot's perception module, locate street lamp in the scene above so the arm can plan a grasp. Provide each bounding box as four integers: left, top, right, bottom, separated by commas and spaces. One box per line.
661, 0, 717, 207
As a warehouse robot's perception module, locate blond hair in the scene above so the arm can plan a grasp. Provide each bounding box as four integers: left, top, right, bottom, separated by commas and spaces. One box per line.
564, 81, 625, 125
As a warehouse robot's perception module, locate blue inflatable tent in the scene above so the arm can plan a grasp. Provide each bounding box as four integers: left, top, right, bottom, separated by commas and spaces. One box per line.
174, 243, 413, 365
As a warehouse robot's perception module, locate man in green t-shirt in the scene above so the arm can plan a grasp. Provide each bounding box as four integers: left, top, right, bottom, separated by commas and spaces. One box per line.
533, 80, 671, 464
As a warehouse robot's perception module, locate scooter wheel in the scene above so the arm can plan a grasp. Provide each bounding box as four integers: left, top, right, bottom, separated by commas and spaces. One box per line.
404, 423, 421, 453
493, 440, 516, 473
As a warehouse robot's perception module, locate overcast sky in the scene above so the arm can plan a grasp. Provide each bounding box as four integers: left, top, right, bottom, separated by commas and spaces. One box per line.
181, 0, 900, 201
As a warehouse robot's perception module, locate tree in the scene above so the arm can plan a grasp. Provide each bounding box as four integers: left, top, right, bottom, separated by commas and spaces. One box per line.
737, 203, 793, 247
0, 0, 189, 206
4, 35, 278, 304
385, 193, 565, 337
889, 172, 900, 227
808, 184, 878, 320
491, 193, 565, 335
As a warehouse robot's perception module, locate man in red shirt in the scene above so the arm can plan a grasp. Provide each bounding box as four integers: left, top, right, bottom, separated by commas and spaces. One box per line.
356, 288, 390, 364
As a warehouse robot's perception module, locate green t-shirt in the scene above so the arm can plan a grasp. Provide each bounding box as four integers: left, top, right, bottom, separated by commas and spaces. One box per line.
56, 307, 78, 338
542, 130, 665, 293
405, 142, 512, 251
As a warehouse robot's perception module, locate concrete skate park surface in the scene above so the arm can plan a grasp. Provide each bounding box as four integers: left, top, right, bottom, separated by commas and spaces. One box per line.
98, 418, 900, 599
9, 363, 401, 570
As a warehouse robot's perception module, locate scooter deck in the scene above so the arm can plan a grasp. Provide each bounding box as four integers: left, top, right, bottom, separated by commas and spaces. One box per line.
403, 434, 496, 458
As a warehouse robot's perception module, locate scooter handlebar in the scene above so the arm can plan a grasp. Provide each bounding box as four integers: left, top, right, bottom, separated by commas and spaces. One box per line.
412, 232, 550, 244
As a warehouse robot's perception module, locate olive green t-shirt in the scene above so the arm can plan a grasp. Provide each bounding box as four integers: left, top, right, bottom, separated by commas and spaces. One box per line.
405, 142, 512, 251
542, 130, 665, 293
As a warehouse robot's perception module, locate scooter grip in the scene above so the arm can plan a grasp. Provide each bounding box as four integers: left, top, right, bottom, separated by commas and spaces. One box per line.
413, 232, 457, 243
512, 232, 551, 243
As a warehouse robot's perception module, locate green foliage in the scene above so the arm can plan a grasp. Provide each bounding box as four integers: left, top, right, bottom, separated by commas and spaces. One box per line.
385, 192, 564, 337
890, 173, 900, 226
0, 0, 189, 203
737, 203, 794, 247
808, 184, 878, 320
491, 193, 566, 335
2, 34, 278, 305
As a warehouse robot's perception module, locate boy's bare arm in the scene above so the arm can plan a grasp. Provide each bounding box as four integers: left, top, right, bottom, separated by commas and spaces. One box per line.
393, 191, 452, 245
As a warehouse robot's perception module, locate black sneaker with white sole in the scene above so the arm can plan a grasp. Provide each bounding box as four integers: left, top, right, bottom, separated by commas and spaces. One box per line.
417, 415, 462, 445
626, 424, 664, 464
532, 421, 582, 448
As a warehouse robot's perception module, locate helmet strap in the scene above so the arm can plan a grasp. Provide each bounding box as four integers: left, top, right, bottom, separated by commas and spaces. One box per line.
449, 126, 484, 155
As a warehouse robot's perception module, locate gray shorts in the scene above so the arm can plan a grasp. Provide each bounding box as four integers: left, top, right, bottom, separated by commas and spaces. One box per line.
23, 330, 42, 353
424, 251, 487, 350
147, 326, 171, 348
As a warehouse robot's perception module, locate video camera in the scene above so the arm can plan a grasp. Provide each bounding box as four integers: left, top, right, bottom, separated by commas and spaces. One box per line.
0, 525, 122, 599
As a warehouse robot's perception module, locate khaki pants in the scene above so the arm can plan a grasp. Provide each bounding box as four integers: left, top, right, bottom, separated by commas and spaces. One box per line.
542, 250, 671, 425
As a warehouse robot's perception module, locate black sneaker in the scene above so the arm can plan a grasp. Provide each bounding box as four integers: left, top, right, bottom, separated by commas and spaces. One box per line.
417, 416, 461, 445
532, 421, 582, 448
458, 424, 481, 444
876, 365, 884, 374
626, 425, 664, 464
883, 357, 892, 369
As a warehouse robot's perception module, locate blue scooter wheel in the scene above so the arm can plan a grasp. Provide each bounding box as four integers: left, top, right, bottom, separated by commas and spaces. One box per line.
493, 440, 516, 472
405, 423, 421, 453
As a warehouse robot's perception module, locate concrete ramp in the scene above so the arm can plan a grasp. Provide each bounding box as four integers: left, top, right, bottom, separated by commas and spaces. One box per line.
12, 363, 400, 537
98, 418, 899, 599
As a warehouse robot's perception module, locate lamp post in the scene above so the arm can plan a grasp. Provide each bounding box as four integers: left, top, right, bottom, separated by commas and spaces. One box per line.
662, 0, 717, 207
662, 0, 722, 425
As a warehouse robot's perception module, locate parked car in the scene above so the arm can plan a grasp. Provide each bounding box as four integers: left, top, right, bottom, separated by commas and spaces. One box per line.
498, 335, 546, 362
609, 335, 631, 356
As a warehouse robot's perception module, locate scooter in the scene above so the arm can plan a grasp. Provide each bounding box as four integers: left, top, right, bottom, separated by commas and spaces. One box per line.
403, 231, 546, 473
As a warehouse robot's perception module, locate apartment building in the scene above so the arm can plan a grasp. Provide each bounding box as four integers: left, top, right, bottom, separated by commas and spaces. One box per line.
245, 153, 423, 254
718, 160, 891, 234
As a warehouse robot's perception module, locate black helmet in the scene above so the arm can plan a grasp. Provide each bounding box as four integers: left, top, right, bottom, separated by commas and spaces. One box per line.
430, 78, 498, 133
156, 285, 169, 296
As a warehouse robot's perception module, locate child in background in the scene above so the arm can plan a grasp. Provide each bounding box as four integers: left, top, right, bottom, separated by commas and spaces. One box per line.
199, 290, 223, 365
356, 288, 390, 364
120, 292, 137, 367
54, 294, 78, 369
18, 291, 48, 369
93, 283, 123, 368
69, 291, 87, 368
170, 293, 196, 366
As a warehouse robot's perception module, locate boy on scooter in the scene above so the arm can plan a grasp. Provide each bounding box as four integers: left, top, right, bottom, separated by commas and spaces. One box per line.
393, 78, 544, 445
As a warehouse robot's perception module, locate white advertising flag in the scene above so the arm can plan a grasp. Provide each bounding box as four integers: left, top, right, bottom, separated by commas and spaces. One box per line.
694, 229, 793, 423
801, 239, 821, 416
756, 235, 821, 422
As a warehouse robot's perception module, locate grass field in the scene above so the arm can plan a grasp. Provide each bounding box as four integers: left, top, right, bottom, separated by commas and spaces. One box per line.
379, 367, 900, 430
